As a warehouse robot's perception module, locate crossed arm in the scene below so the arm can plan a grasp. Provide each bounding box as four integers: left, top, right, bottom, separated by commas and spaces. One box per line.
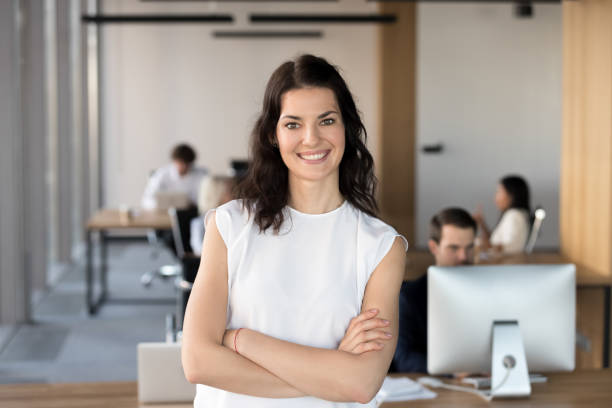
181, 213, 406, 403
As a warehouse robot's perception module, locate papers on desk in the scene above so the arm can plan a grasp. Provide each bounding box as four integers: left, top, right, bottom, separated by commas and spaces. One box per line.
374, 376, 437, 405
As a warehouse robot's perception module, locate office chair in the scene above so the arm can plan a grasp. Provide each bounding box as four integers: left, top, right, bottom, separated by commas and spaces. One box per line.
144, 168, 163, 261
167, 206, 200, 329
146, 229, 162, 260
524, 207, 546, 254
141, 206, 200, 330
140, 206, 198, 287
168, 206, 199, 258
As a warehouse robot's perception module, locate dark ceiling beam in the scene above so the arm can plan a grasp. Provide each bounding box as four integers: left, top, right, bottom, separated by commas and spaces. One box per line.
81, 14, 234, 24
213, 30, 323, 38
250, 14, 396, 23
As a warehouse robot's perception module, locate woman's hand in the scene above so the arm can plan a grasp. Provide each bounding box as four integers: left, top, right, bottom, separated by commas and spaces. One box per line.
472, 205, 485, 226
338, 309, 392, 354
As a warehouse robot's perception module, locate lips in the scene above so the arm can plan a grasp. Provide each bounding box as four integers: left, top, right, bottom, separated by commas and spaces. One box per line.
297, 150, 330, 162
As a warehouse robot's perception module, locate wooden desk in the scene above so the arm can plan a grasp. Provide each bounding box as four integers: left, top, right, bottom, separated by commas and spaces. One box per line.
0, 371, 610, 407
405, 249, 611, 286
87, 209, 172, 231
85, 209, 172, 315
385, 371, 612, 407
405, 249, 611, 369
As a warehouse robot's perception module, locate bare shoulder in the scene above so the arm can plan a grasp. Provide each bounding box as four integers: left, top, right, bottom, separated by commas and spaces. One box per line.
205, 209, 218, 230
388, 237, 408, 260
364, 237, 406, 302
376, 237, 407, 278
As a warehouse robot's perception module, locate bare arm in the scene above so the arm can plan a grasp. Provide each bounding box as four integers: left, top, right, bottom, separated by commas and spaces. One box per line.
473, 210, 506, 253
473, 209, 492, 249
226, 238, 407, 404
181, 213, 305, 398
479, 228, 503, 253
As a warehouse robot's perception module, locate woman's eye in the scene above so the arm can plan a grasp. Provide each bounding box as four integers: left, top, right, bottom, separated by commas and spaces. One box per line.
286, 122, 300, 129
321, 118, 335, 126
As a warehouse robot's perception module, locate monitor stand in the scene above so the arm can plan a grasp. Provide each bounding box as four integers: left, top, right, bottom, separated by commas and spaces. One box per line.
490, 320, 531, 398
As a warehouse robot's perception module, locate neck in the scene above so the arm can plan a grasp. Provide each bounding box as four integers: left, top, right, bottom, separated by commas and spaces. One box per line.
287, 173, 344, 214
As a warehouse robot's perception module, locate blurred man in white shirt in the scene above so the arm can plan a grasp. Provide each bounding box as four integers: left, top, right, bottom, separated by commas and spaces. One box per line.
141, 144, 208, 210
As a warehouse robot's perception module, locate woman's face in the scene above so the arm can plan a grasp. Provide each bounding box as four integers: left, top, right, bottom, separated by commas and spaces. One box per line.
495, 183, 512, 211
276, 87, 345, 184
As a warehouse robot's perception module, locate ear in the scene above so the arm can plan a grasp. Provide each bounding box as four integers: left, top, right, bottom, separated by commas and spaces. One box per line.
428, 239, 438, 256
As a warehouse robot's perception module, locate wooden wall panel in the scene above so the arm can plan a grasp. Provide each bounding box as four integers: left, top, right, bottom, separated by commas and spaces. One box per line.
561, 0, 612, 279
377, 3, 416, 243
576, 288, 604, 369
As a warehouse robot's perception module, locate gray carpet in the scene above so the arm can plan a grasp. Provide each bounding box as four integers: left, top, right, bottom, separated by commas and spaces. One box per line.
0, 241, 181, 384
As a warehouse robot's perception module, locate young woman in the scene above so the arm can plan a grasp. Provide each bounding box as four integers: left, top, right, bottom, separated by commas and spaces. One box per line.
473, 175, 531, 254
181, 55, 408, 407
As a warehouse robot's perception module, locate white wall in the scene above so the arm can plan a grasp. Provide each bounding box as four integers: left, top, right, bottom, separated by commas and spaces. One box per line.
100, 0, 379, 207
415, 3, 562, 248
100, 1, 563, 249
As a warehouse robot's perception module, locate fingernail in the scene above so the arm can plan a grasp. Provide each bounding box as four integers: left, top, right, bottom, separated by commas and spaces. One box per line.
385, 332, 392, 337
382, 319, 390, 324
369, 309, 378, 314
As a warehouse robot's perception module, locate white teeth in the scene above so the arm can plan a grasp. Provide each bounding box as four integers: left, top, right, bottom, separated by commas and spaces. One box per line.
300, 152, 327, 160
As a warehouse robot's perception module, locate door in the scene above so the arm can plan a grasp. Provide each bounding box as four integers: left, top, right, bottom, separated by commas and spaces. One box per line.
414, 3, 561, 249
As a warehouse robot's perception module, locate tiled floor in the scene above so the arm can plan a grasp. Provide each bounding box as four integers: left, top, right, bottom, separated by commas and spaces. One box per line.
0, 242, 180, 384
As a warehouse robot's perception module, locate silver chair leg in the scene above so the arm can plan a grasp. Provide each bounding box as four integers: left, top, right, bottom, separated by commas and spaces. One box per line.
576, 330, 592, 352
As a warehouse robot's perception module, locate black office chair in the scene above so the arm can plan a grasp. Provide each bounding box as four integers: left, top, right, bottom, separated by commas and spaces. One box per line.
167, 206, 201, 330
141, 204, 199, 283
168, 206, 199, 259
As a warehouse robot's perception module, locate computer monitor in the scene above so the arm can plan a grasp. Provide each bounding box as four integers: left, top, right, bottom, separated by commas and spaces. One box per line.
428, 264, 575, 397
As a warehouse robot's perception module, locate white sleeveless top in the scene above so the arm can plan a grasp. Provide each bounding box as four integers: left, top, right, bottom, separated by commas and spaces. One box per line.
194, 199, 408, 408
490, 208, 530, 254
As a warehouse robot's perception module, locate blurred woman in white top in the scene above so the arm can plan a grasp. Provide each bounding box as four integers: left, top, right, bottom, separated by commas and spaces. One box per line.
473, 175, 531, 254
181, 55, 407, 407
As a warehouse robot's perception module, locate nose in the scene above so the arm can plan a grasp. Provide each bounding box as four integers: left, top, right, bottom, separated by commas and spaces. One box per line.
457, 248, 467, 261
302, 123, 321, 147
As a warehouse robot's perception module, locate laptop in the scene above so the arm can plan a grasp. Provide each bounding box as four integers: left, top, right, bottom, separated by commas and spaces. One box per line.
154, 191, 191, 210
137, 342, 196, 403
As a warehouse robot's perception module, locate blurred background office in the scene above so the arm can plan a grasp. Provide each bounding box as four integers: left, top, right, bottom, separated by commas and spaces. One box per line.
0, 0, 610, 388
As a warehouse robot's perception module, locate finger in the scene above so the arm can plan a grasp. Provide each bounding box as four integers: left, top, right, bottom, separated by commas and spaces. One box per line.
343, 329, 392, 353
352, 341, 385, 355
356, 329, 393, 345
355, 318, 390, 333
344, 309, 380, 342
343, 317, 390, 348
347, 309, 379, 331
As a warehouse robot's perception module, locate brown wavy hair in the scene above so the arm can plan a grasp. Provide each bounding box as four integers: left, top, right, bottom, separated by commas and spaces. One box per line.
236, 54, 378, 233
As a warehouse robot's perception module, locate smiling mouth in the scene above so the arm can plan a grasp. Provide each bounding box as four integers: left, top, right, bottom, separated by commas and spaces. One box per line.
297, 151, 330, 162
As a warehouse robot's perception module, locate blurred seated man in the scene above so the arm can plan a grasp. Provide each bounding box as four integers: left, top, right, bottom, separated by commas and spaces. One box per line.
141, 143, 208, 210
392, 208, 476, 373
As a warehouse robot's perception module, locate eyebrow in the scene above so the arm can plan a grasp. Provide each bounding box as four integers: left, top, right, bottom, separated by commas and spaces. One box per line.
280, 110, 338, 120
